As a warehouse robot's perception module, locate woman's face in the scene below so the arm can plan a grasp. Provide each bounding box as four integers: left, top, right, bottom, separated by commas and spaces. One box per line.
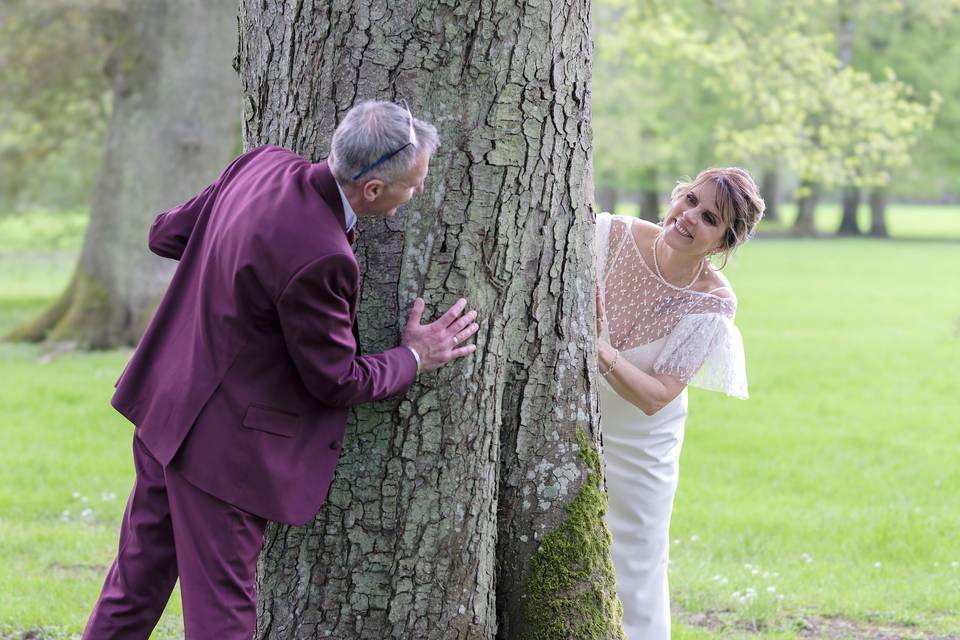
662, 179, 729, 256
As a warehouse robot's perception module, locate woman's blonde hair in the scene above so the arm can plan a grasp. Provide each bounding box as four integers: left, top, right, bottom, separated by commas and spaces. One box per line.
669, 167, 765, 268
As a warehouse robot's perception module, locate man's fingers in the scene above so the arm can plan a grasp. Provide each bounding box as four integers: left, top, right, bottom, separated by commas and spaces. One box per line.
407, 297, 425, 326
450, 344, 477, 359
448, 322, 480, 350
436, 298, 468, 328
447, 309, 478, 336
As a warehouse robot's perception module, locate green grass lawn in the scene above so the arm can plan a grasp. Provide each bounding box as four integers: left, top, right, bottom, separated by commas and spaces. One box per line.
0, 213, 182, 639
671, 238, 960, 638
1, 210, 959, 638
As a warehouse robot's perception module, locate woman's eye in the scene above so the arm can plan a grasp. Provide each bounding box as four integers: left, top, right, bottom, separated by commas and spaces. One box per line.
686, 193, 696, 204
704, 213, 716, 226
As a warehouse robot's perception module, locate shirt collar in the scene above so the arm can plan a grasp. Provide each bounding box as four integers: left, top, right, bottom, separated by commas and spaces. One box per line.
334, 180, 357, 232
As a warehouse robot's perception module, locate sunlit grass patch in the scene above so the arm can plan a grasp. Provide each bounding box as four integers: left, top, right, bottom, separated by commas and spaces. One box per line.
670, 239, 960, 635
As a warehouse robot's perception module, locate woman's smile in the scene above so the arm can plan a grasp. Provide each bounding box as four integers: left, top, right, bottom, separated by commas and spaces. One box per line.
674, 219, 694, 239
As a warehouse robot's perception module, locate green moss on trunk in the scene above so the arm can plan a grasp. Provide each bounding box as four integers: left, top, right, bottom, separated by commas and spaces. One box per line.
522, 427, 625, 640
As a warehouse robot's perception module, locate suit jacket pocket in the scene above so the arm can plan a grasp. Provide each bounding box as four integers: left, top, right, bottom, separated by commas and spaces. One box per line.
242, 404, 301, 438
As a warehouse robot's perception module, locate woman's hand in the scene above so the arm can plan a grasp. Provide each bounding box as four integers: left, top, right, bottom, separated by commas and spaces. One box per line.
597, 336, 615, 370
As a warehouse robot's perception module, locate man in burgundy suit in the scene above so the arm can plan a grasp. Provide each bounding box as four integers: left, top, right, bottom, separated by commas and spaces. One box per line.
82, 101, 479, 639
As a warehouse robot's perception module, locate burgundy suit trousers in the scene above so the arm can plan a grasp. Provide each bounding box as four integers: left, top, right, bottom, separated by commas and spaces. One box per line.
82, 435, 267, 639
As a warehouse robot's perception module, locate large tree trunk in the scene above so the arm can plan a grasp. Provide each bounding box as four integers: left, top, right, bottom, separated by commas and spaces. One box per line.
836, 185, 862, 235
760, 168, 780, 222
869, 187, 889, 237
239, 2, 620, 640
639, 168, 659, 222
793, 179, 819, 236
6, 0, 238, 348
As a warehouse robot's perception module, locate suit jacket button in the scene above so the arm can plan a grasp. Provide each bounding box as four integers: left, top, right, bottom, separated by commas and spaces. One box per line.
329, 440, 341, 450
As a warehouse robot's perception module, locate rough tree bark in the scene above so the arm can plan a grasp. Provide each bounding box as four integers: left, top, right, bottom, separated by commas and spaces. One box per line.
238, 2, 622, 639
6, 0, 238, 348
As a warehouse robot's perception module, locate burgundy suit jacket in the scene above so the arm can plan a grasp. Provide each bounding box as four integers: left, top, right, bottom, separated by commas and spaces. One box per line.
111, 145, 417, 525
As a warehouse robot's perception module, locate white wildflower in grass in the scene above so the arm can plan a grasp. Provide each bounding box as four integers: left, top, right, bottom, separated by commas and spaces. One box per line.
952, 561, 958, 568
101, 492, 117, 501
763, 571, 769, 578
732, 591, 741, 598
777, 594, 784, 600
772, 572, 780, 577
689, 534, 699, 542
80, 508, 93, 518
751, 568, 759, 575
712, 575, 722, 581
767, 586, 776, 593
673, 538, 680, 545
874, 562, 882, 568
744, 563, 753, 569
61, 510, 70, 520
80, 496, 88, 503
71, 492, 80, 499
719, 577, 728, 585
935, 479, 941, 487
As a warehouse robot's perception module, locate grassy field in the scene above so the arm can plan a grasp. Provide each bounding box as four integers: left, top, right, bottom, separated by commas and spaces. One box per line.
1, 209, 959, 639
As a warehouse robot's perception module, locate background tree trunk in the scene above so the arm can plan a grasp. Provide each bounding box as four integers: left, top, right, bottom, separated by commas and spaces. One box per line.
597, 186, 618, 215
639, 168, 660, 222
836, 185, 862, 235
239, 2, 621, 639
760, 168, 780, 222
6, 0, 239, 348
869, 187, 889, 237
793, 179, 819, 235
832, 2, 862, 238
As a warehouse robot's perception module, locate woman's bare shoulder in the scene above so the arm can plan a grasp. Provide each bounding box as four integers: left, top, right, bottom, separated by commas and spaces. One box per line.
697, 266, 736, 300
630, 218, 662, 238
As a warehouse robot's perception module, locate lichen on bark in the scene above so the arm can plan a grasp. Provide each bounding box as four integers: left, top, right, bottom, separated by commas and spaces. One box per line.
521, 427, 624, 640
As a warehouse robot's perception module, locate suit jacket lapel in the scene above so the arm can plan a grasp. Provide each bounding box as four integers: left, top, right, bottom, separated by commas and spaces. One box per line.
309, 160, 348, 234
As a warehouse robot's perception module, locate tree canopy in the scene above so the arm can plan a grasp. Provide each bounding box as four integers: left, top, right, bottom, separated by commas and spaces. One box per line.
593, 0, 949, 201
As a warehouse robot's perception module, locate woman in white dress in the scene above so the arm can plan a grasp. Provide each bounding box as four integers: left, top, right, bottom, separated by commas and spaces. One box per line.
595, 167, 765, 639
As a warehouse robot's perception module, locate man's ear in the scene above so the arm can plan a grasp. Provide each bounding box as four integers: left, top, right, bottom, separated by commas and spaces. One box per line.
362, 179, 384, 202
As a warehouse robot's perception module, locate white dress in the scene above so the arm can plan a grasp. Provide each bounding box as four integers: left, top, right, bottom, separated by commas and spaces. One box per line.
595, 213, 748, 640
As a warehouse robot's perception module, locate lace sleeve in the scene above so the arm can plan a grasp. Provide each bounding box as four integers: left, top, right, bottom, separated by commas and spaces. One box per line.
652, 313, 749, 399
595, 213, 630, 344
594, 212, 612, 282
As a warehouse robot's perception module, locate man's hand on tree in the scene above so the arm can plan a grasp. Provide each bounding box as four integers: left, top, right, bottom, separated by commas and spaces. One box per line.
401, 297, 479, 372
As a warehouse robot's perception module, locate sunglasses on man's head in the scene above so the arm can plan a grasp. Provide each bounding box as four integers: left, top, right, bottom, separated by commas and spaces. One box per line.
351, 99, 418, 181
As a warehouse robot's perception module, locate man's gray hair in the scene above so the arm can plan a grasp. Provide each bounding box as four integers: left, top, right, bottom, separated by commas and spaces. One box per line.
329, 100, 440, 186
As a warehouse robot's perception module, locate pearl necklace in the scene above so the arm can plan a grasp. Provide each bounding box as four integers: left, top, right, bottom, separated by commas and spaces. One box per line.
652, 233, 705, 290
